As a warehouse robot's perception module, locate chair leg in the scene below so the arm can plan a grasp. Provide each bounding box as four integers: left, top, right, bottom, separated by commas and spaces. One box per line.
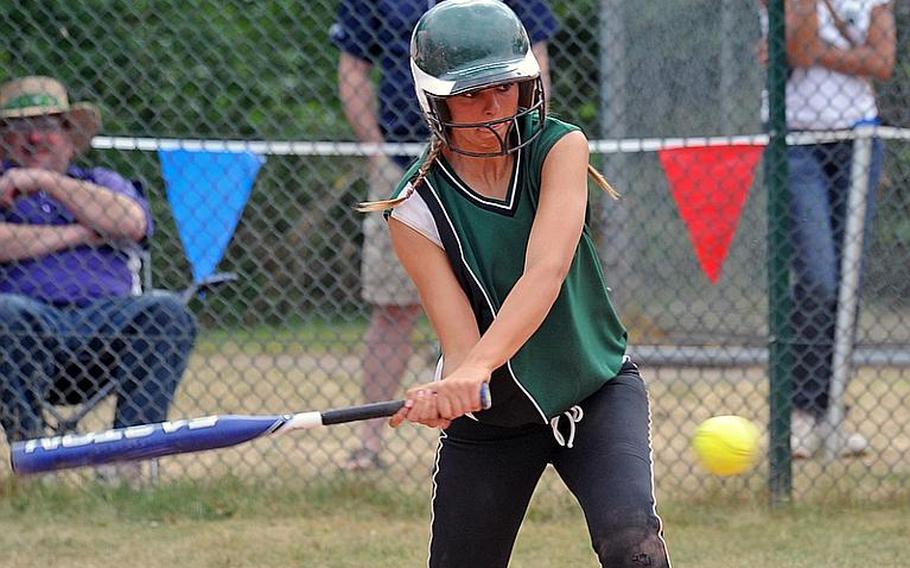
149, 459, 159, 485
41, 401, 69, 434
43, 380, 119, 435
63, 381, 119, 430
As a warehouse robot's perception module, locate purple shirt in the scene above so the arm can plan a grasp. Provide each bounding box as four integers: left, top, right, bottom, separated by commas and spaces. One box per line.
0, 165, 154, 305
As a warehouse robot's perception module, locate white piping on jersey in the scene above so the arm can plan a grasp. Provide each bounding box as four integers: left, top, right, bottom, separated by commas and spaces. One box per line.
423, 178, 548, 424
435, 123, 522, 211
549, 405, 584, 448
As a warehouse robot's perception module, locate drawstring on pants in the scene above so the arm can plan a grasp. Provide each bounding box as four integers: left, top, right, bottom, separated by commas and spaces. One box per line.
550, 405, 584, 448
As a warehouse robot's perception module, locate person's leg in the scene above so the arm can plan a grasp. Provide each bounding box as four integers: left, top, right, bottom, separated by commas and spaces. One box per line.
0, 294, 63, 442
356, 303, 421, 461
350, 157, 422, 468
428, 418, 551, 568
552, 363, 671, 568
73, 293, 197, 428
787, 145, 839, 425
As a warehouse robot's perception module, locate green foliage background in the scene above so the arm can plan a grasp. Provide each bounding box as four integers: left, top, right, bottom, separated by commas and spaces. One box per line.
1, 0, 907, 324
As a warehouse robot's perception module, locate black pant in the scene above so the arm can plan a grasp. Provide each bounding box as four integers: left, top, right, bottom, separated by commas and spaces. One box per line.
429, 362, 671, 568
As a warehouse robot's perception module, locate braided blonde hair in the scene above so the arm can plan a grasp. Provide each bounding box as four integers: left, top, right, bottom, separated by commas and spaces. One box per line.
355, 136, 445, 213
587, 163, 621, 200
356, 136, 620, 212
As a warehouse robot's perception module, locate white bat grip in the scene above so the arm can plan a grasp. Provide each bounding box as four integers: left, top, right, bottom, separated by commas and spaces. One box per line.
279, 411, 324, 433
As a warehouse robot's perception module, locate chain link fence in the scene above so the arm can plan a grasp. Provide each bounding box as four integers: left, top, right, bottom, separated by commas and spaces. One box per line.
1, 1, 908, 502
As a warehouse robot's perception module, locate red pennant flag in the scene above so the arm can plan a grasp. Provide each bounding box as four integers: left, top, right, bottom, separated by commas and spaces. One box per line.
658, 145, 764, 283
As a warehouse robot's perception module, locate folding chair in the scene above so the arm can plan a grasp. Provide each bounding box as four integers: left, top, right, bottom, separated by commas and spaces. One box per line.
40, 179, 237, 436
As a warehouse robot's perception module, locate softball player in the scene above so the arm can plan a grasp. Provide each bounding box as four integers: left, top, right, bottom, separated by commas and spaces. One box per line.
361, 1, 672, 566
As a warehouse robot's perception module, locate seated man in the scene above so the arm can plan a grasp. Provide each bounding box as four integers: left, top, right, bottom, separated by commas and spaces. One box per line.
0, 76, 197, 455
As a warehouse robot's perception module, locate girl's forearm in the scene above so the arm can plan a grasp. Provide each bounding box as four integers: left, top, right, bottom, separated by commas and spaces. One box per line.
460, 265, 565, 373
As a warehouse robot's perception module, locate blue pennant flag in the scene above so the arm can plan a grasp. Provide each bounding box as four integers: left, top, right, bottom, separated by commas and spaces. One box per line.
158, 149, 264, 282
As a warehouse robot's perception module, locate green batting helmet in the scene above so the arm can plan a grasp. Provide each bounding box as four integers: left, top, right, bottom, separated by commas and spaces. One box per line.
410, 0, 546, 156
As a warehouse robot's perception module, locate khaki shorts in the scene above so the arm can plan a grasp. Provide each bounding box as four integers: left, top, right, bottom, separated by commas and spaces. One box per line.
361, 156, 420, 306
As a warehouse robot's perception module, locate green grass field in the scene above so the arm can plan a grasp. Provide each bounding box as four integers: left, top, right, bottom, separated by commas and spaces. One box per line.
2, 477, 908, 568
1, 325, 909, 566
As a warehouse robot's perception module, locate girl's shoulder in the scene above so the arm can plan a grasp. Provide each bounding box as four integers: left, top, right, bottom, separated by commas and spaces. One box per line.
525, 115, 585, 165
542, 115, 583, 135
537, 114, 584, 141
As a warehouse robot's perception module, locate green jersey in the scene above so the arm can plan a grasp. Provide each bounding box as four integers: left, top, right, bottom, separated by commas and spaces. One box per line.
390, 117, 627, 427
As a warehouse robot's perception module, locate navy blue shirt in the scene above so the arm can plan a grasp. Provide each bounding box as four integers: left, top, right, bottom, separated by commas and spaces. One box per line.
331, 0, 558, 163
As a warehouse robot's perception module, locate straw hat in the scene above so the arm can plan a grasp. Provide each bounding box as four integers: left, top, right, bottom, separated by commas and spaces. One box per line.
0, 76, 102, 156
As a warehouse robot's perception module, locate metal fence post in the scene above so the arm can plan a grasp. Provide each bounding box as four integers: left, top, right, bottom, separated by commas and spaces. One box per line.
823, 127, 875, 461
765, 0, 793, 505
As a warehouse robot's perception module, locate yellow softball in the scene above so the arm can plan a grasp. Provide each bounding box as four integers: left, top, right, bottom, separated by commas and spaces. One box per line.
692, 415, 761, 476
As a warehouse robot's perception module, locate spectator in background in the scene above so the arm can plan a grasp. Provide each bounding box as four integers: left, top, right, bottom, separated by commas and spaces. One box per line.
0, 76, 197, 484
759, 0, 895, 458
331, 0, 558, 470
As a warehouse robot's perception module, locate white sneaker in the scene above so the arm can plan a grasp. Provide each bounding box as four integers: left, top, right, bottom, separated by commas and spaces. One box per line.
816, 423, 869, 458
791, 409, 820, 459
837, 431, 869, 457
794, 411, 870, 459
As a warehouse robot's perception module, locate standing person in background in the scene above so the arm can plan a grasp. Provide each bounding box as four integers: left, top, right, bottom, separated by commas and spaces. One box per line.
759, 0, 895, 458
360, 2, 671, 566
332, 0, 557, 471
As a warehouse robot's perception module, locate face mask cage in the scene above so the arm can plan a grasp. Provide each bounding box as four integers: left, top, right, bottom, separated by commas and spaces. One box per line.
424, 77, 546, 157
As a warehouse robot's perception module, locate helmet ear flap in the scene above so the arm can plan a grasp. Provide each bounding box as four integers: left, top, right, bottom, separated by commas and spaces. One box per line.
517, 78, 544, 113
428, 95, 452, 125
422, 94, 451, 142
